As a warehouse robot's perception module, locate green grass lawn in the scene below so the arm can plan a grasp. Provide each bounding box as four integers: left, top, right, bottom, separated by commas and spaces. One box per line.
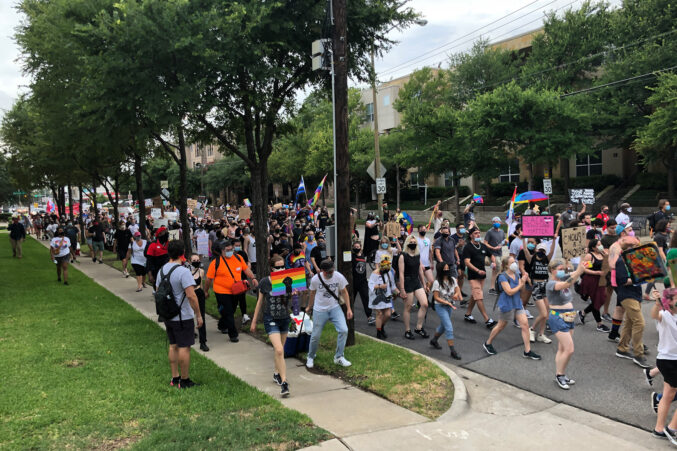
0, 238, 330, 450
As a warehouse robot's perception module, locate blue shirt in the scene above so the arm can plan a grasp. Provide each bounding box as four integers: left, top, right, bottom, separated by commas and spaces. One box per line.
497, 272, 522, 312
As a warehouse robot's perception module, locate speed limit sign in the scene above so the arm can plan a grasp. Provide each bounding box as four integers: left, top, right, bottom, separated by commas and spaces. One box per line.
376, 178, 386, 194
543, 178, 552, 195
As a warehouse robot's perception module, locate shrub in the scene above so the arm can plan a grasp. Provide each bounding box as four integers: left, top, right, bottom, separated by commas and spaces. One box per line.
637, 172, 667, 191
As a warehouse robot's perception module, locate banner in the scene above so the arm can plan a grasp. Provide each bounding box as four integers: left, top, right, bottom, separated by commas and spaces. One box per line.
561, 226, 587, 260
522, 215, 555, 238
569, 188, 595, 205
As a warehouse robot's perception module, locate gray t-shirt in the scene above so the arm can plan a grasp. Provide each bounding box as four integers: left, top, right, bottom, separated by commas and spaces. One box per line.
484, 228, 505, 256
310, 272, 348, 312
546, 280, 573, 307
156, 263, 196, 321
258, 276, 291, 320
433, 236, 456, 266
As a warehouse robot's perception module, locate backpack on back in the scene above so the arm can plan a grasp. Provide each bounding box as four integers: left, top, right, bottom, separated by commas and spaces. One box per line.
155, 265, 185, 322
494, 273, 503, 295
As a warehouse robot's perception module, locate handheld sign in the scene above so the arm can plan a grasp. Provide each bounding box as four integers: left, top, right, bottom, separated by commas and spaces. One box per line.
622, 243, 667, 284
561, 226, 587, 260
569, 188, 595, 205
238, 207, 251, 221
385, 221, 400, 239
522, 215, 554, 238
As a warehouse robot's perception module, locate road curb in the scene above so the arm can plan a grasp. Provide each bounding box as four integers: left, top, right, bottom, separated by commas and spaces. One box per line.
355, 330, 468, 421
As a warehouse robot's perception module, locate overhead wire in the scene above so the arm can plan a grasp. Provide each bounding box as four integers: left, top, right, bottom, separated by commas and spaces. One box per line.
560, 65, 677, 98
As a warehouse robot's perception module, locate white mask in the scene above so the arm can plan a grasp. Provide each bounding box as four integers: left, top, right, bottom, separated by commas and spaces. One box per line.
509, 262, 519, 273
597, 245, 604, 252
627, 207, 632, 213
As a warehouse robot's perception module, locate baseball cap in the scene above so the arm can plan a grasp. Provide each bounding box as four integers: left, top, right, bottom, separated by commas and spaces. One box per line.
133, 231, 141, 237
155, 226, 167, 237
615, 222, 633, 235
536, 243, 548, 252
492, 216, 501, 223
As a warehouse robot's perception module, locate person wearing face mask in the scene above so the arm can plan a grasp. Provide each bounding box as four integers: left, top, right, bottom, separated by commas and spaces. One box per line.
50, 227, 72, 285
363, 213, 381, 261
398, 235, 430, 340
417, 225, 435, 288
430, 261, 462, 359
616, 202, 632, 227
578, 239, 611, 333
522, 240, 557, 343
64, 220, 80, 263
596, 205, 610, 232
375, 236, 393, 265
310, 235, 330, 274
462, 228, 497, 329
113, 221, 133, 278
233, 241, 251, 325
351, 242, 375, 326
546, 258, 587, 390
146, 227, 171, 287
127, 231, 148, 292
434, 225, 459, 280
451, 223, 468, 301
369, 256, 398, 339
88, 218, 105, 263
483, 256, 540, 360
292, 221, 304, 245
485, 217, 506, 295
189, 253, 209, 352
649, 199, 672, 237
586, 218, 604, 245
607, 224, 635, 341
560, 203, 587, 229
242, 227, 257, 275
303, 229, 317, 263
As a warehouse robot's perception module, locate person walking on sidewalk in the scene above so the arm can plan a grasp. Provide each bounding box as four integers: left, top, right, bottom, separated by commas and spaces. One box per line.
88, 217, 105, 264
483, 256, 541, 360
398, 235, 430, 340
484, 217, 506, 294
305, 259, 353, 369
547, 258, 587, 390
369, 256, 398, 340
251, 255, 293, 397
127, 231, 148, 292
650, 287, 677, 441
352, 242, 375, 326
190, 254, 209, 352
157, 240, 203, 389
50, 226, 71, 285
463, 227, 497, 329
429, 261, 462, 360
64, 220, 79, 263
8, 215, 26, 259
113, 220, 132, 278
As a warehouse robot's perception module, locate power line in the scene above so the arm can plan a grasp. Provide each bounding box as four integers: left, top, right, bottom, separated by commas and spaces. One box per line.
378, 0, 559, 76
560, 65, 677, 97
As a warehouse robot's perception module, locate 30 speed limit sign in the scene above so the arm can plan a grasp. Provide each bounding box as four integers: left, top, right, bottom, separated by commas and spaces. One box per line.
543, 178, 552, 195
375, 177, 386, 194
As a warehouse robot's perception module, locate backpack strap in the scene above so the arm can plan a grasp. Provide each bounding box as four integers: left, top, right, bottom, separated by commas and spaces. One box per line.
222, 256, 243, 282
318, 274, 340, 302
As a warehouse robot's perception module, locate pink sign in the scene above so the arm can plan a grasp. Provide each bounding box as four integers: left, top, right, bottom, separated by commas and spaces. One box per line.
522, 215, 555, 238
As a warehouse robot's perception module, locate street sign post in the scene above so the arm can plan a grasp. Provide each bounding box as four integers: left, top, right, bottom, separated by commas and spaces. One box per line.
375, 177, 386, 194
367, 160, 387, 181
543, 178, 552, 195
160, 180, 168, 189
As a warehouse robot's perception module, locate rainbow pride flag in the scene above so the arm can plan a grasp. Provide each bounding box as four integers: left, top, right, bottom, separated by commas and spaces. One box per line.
473, 193, 484, 204
308, 175, 327, 208
243, 198, 252, 207
289, 253, 305, 266
270, 267, 307, 296
398, 211, 414, 234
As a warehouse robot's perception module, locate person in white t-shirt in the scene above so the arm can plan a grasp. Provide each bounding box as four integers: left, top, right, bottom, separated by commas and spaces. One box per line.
615, 202, 632, 226
50, 226, 71, 285
416, 224, 434, 287
127, 231, 148, 291
651, 287, 677, 440
305, 259, 353, 369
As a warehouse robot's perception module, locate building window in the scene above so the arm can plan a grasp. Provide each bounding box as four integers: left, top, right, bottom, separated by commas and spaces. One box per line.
499, 159, 520, 183
444, 171, 455, 187
383, 95, 390, 107
365, 103, 374, 122
575, 150, 602, 176
195, 146, 201, 157
208, 146, 213, 157
410, 171, 420, 187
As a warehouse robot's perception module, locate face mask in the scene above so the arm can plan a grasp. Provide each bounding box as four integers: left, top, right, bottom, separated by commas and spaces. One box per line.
627, 207, 632, 213
318, 243, 326, 250
120, 225, 126, 230
458, 229, 465, 235
527, 243, 536, 251
666, 205, 671, 211
234, 246, 241, 252
353, 248, 360, 254
509, 262, 519, 273
474, 237, 481, 243
307, 236, 314, 241
493, 223, 500, 228
419, 231, 426, 236
407, 243, 417, 250
224, 251, 234, 258
603, 209, 609, 214
381, 243, 389, 249
597, 245, 604, 252
628, 230, 635, 237
536, 250, 545, 256
244, 228, 250, 234
158, 234, 168, 244
442, 232, 450, 238
556, 270, 567, 280
567, 209, 572, 214
191, 261, 201, 268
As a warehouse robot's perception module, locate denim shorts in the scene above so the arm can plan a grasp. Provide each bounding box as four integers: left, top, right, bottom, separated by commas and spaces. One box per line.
548, 309, 575, 333
263, 316, 290, 335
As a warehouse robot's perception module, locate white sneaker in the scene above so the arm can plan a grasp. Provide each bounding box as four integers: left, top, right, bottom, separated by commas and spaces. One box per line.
536, 334, 552, 344
525, 310, 534, 319
529, 328, 536, 343
334, 356, 352, 367
306, 357, 314, 369
242, 314, 251, 325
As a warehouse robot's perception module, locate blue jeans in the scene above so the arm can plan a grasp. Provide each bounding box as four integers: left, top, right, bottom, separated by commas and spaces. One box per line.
435, 303, 455, 340
308, 305, 348, 360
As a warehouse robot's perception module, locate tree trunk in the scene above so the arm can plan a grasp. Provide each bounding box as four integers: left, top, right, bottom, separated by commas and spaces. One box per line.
667, 148, 677, 200
250, 160, 269, 278
112, 174, 120, 225
177, 125, 192, 254
396, 163, 401, 210
561, 157, 570, 193
454, 179, 460, 223
134, 150, 147, 240
355, 185, 360, 219
78, 186, 84, 243
527, 163, 534, 191
92, 179, 99, 216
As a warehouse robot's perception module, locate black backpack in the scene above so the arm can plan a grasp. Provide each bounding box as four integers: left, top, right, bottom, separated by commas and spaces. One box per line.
155, 265, 185, 322
494, 273, 503, 295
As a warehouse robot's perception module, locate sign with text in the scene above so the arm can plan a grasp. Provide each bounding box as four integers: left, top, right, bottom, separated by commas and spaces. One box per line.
522, 215, 555, 238
376, 177, 386, 194
144, 198, 153, 207
385, 221, 400, 238
193, 209, 205, 218
569, 188, 595, 205
543, 178, 552, 195
238, 207, 251, 221
150, 208, 162, 219
152, 196, 163, 208
562, 226, 587, 260
168, 229, 180, 241
187, 199, 197, 210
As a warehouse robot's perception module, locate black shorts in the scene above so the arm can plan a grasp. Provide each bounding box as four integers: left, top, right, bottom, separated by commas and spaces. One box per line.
165, 319, 195, 348
55, 255, 70, 264
132, 264, 147, 276
404, 276, 422, 293
657, 359, 677, 388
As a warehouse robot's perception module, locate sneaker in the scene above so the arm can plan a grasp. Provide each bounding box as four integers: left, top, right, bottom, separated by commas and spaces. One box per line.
578, 310, 585, 325
602, 313, 612, 322
430, 339, 442, 350
376, 329, 385, 340
526, 300, 535, 307
488, 288, 497, 295
513, 319, 521, 328
230, 337, 239, 343
524, 310, 533, 319
616, 350, 633, 360
596, 324, 610, 333
280, 381, 290, 397
608, 332, 620, 342
653, 429, 667, 439
367, 316, 376, 326
273, 373, 283, 385
564, 375, 576, 385
306, 357, 314, 369
483, 342, 497, 355
644, 345, 650, 355
199, 343, 209, 352
92, 257, 97, 263
404, 330, 415, 340
391, 311, 400, 320
98, 260, 103, 264
449, 347, 462, 360
651, 392, 659, 413
644, 368, 654, 387
414, 328, 429, 338
529, 328, 536, 343
170, 377, 180, 387
464, 315, 476, 324
179, 378, 199, 389
485, 319, 497, 329
556, 375, 570, 390
242, 314, 251, 325
633, 356, 651, 369
523, 350, 541, 360
63, 281, 68, 286
536, 334, 552, 344
461, 291, 468, 297
334, 356, 352, 367
460, 300, 469, 307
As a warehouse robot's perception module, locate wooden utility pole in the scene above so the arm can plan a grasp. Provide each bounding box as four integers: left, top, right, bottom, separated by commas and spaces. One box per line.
332, 0, 355, 345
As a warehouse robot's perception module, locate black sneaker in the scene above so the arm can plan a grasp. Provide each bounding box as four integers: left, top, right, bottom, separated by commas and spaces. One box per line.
556, 375, 570, 390
391, 311, 400, 320
644, 344, 650, 354
280, 381, 290, 397
404, 330, 415, 340
170, 376, 180, 387
596, 324, 610, 332
651, 392, 659, 413
464, 314, 477, 324
230, 336, 240, 343
633, 355, 651, 369
179, 378, 199, 389
523, 350, 542, 360
578, 310, 585, 325
92, 257, 96, 263
461, 291, 468, 297
460, 300, 468, 307
98, 260, 103, 264
376, 329, 385, 340
485, 319, 497, 329
564, 375, 576, 385
63, 281, 68, 286
608, 331, 620, 342
273, 373, 283, 385
616, 349, 633, 360
488, 288, 497, 295
483, 342, 497, 355
653, 429, 668, 439
644, 368, 654, 387
414, 328, 429, 338
429, 339, 442, 350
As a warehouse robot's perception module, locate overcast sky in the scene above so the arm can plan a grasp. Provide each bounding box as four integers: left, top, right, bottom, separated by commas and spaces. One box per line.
0, 0, 622, 117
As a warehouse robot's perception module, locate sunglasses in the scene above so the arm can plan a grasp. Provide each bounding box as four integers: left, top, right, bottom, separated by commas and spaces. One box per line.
273, 265, 285, 269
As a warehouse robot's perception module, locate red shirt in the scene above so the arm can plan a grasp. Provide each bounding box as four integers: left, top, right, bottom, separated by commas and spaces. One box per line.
596, 213, 609, 231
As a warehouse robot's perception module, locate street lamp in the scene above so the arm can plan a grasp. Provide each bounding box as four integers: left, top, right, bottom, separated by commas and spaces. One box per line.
371, 19, 427, 221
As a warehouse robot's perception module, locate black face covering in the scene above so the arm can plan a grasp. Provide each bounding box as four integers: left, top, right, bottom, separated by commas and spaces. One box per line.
419, 231, 426, 236
191, 261, 201, 268
407, 243, 417, 250
158, 234, 168, 244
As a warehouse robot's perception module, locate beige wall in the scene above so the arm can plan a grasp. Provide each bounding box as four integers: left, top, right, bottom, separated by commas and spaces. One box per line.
186, 142, 223, 170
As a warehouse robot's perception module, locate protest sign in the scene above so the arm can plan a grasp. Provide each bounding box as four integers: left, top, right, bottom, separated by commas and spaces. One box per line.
168, 229, 180, 241
193, 209, 204, 218
273, 203, 283, 210
212, 209, 224, 220
238, 207, 251, 220
561, 226, 587, 260
155, 218, 168, 229
164, 211, 178, 221
150, 208, 162, 219
196, 230, 209, 256
622, 243, 667, 284
144, 198, 153, 207
522, 215, 555, 238
187, 199, 197, 210
152, 196, 163, 208
569, 188, 595, 205
385, 221, 400, 238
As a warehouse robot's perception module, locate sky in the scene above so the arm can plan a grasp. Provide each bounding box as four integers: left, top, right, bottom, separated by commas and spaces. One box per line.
0, 0, 623, 117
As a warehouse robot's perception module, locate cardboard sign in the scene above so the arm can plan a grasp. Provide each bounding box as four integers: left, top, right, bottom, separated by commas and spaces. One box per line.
152, 196, 163, 208
622, 243, 667, 284
212, 209, 224, 220
187, 199, 197, 210
273, 203, 282, 210
522, 215, 555, 238
561, 226, 587, 260
385, 221, 400, 239
150, 208, 162, 219
193, 209, 205, 218
168, 229, 180, 241
569, 188, 595, 205
238, 207, 251, 220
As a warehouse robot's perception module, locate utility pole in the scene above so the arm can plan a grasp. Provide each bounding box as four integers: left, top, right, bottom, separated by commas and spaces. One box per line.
332, 0, 355, 345
370, 46, 384, 222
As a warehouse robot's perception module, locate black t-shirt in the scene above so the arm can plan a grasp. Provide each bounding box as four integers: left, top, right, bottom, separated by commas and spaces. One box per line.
462, 242, 489, 280
310, 245, 329, 269
114, 229, 132, 252
586, 228, 603, 242
319, 212, 329, 228
600, 234, 619, 249
517, 250, 532, 277
530, 252, 550, 281
655, 232, 669, 253
88, 223, 104, 242
352, 253, 368, 284
64, 225, 79, 243
235, 250, 249, 264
